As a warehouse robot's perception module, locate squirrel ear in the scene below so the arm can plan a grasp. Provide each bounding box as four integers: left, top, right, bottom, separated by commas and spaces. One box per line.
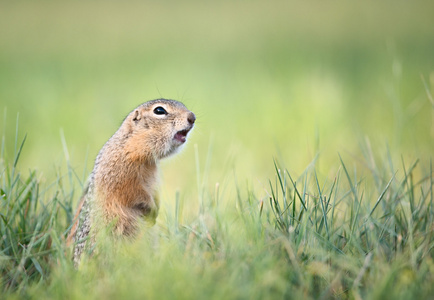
132, 109, 142, 122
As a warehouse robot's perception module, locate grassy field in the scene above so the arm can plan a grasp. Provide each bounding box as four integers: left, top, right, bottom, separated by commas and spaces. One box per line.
1, 0, 434, 299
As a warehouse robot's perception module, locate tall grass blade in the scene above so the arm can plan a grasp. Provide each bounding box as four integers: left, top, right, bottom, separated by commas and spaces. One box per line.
284, 169, 307, 211
314, 169, 329, 240
339, 153, 359, 205
368, 173, 395, 218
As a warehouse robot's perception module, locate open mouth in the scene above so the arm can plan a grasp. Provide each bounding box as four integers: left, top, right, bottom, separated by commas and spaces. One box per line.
174, 129, 190, 143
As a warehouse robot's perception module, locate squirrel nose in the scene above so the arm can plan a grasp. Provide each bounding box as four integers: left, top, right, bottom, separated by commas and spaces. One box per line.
187, 112, 196, 125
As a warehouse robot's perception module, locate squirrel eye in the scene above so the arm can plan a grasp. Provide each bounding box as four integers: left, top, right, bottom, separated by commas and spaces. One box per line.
153, 106, 167, 115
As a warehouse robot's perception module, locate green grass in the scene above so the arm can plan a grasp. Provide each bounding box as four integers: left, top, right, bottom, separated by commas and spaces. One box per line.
1, 1, 434, 298
0, 130, 74, 293
1, 0, 433, 186
1, 132, 433, 299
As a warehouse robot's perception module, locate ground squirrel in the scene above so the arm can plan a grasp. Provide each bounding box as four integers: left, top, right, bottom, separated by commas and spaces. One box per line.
66, 99, 196, 266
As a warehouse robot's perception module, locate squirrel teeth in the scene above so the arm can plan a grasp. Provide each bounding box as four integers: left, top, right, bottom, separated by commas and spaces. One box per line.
174, 129, 190, 143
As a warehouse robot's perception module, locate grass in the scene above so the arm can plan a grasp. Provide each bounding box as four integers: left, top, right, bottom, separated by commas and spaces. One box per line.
1, 0, 433, 184
0, 131, 432, 299
1, 1, 433, 298
0, 128, 74, 293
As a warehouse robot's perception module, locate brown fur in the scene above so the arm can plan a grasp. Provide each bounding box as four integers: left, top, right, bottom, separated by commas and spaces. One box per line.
67, 99, 195, 262
66, 195, 85, 247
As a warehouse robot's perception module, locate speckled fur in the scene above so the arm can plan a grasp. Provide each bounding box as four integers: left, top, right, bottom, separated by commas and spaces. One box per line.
67, 99, 195, 266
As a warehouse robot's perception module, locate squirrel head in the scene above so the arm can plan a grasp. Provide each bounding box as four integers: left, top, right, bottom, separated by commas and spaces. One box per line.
123, 99, 196, 161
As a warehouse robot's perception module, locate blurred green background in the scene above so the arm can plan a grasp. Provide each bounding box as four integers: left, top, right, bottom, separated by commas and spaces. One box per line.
0, 0, 433, 204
